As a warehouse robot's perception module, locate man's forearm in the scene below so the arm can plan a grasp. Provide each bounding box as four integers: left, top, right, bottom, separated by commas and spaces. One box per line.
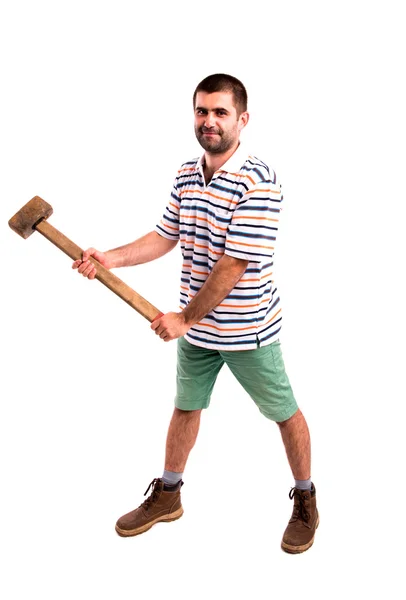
182, 254, 249, 326
106, 231, 178, 268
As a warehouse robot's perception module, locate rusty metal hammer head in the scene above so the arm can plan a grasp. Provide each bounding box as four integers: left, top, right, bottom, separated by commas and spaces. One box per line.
9, 196, 53, 239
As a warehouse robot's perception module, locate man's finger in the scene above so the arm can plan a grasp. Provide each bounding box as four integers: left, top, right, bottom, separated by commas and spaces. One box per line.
150, 318, 161, 331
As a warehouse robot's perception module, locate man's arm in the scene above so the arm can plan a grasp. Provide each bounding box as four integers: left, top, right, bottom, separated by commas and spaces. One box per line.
151, 254, 249, 341
104, 231, 177, 268
72, 231, 177, 278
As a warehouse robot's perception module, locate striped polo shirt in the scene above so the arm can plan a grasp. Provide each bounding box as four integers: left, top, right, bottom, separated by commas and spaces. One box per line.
155, 143, 283, 351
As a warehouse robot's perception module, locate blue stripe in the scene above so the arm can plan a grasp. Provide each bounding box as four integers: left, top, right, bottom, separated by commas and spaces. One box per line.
232, 223, 277, 231
234, 205, 280, 213
259, 316, 282, 335
241, 165, 271, 183
181, 249, 215, 260
177, 179, 204, 189
186, 282, 270, 297
265, 296, 280, 314
180, 204, 232, 223
241, 196, 281, 203
163, 215, 179, 226
177, 172, 198, 181
156, 224, 178, 239
187, 331, 258, 345
166, 207, 178, 218
225, 247, 273, 259
216, 175, 249, 193
179, 224, 225, 240
234, 281, 272, 292
202, 313, 259, 325
190, 275, 207, 284
247, 158, 270, 174
221, 290, 270, 300
210, 182, 244, 198
259, 325, 281, 342
182, 233, 225, 248
227, 231, 276, 242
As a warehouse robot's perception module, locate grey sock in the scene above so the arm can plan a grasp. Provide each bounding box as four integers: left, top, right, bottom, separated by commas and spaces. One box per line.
162, 470, 183, 487
294, 478, 312, 491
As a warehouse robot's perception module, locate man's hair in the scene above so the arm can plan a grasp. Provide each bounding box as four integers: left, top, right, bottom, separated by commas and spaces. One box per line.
193, 73, 248, 115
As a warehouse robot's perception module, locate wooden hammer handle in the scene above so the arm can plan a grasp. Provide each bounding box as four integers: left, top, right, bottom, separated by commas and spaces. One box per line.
35, 220, 163, 323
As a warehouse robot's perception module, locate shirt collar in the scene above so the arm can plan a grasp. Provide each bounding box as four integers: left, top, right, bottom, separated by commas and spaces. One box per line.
196, 142, 248, 178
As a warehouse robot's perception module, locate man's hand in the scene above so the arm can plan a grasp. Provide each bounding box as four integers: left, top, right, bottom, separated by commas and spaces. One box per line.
151, 312, 191, 342
72, 248, 111, 279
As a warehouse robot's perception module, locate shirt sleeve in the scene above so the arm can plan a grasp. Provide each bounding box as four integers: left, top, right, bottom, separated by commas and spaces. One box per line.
224, 178, 283, 263
155, 178, 180, 241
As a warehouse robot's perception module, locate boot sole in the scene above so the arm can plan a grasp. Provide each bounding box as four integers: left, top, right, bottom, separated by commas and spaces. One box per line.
281, 515, 320, 554
115, 507, 184, 537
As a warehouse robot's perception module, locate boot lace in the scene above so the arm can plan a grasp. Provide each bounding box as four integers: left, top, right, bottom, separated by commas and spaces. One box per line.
289, 487, 310, 523
141, 478, 162, 511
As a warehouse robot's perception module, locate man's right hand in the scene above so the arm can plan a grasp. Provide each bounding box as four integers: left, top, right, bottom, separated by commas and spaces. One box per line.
72, 248, 110, 280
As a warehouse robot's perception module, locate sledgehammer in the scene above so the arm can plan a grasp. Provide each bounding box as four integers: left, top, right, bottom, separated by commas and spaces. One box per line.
8, 196, 163, 322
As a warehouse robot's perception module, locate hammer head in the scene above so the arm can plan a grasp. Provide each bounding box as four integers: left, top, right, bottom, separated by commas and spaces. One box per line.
9, 196, 53, 239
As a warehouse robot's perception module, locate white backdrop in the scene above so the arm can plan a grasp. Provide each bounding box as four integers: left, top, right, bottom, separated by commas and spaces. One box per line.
1, 1, 405, 598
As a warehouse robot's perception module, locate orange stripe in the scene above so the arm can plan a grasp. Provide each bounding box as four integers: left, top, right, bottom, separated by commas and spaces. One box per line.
226, 172, 255, 187
229, 240, 274, 250
162, 223, 178, 232
239, 271, 272, 283
232, 215, 279, 223
179, 188, 238, 206
205, 190, 238, 204
181, 214, 228, 232
191, 268, 208, 275
198, 321, 257, 333
199, 308, 282, 332
245, 187, 281, 195
178, 167, 196, 174
193, 243, 224, 255
219, 302, 257, 308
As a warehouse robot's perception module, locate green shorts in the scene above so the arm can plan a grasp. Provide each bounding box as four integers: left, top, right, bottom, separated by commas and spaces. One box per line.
175, 337, 298, 423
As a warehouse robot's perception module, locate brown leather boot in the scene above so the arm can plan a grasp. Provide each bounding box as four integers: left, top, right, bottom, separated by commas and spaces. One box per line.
115, 478, 184, 537
281, 483, 319, 553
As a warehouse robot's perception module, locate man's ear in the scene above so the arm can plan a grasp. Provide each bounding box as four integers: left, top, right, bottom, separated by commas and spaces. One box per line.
238, 111, 249, 131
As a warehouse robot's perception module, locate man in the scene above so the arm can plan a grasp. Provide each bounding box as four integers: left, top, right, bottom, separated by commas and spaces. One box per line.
72, 74, 319, 554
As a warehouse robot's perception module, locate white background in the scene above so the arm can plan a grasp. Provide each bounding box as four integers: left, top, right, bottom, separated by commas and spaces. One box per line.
1, 1, 405, 598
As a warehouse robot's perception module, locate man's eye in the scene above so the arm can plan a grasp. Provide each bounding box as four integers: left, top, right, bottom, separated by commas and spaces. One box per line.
197, 110, 207, 115
216, 111, 226, 116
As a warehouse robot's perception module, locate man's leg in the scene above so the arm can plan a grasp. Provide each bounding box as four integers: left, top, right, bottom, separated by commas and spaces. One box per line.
221, 342, 318, 553
165, 407, 202, 472
278, 408, 319, 553
277, 408, 311, 481
116, 336, 221, 538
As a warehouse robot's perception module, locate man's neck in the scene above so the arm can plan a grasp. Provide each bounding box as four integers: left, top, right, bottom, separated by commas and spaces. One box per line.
203, 141, 240, 176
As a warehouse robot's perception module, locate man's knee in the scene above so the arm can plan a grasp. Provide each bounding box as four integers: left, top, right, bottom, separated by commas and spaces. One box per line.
174, 407, 202, 417
276, 408, 301, 428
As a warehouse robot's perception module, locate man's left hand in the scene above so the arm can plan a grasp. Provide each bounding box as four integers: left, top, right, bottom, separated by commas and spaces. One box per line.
150, 312, 191, 342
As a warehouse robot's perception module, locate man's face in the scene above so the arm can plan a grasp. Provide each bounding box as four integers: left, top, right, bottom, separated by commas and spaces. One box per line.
194, 91, 248, 154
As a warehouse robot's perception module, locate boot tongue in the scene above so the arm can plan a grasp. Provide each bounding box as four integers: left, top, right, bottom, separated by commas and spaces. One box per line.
142, 478, 163, 511
291, 488, 311, 522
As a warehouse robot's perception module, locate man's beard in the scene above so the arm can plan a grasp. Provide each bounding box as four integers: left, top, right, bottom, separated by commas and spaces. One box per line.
195, 126, 237, 154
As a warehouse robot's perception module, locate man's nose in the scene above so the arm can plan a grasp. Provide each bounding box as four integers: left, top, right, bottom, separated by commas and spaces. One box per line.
204, 112, 215, 128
